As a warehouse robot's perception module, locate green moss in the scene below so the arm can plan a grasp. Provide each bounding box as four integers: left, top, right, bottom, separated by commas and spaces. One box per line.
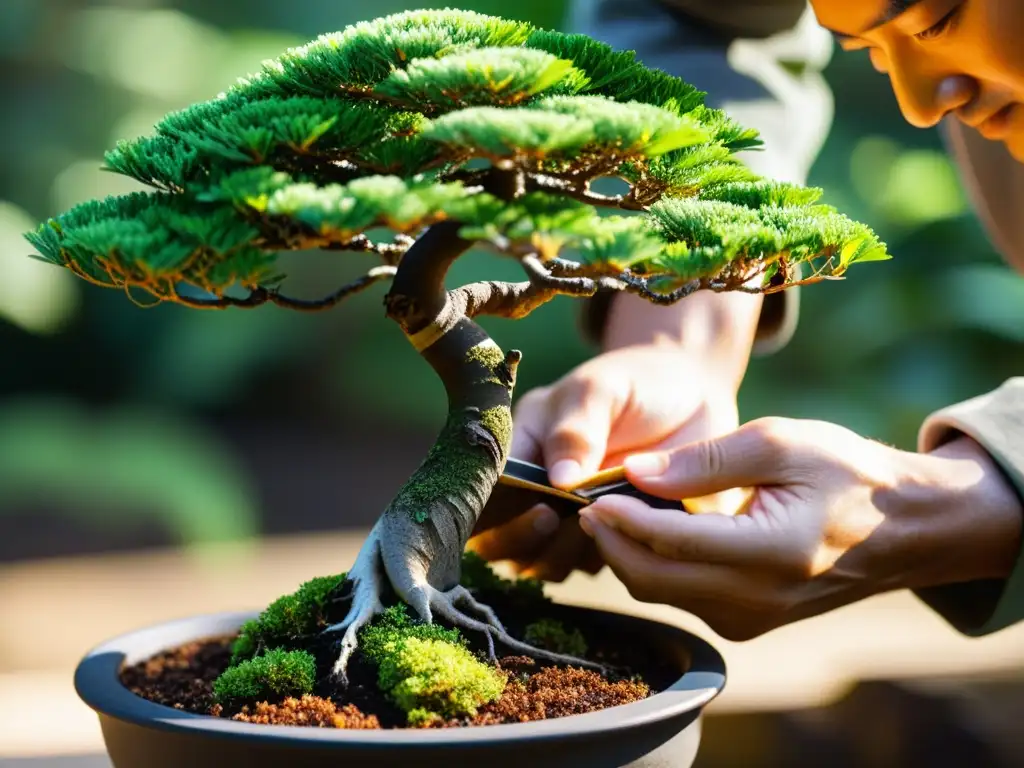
377, 636, 506, 722
358, 603, 504, 724
465, 342, 507, 387
459, 550, 548, 604
229, 619, 261, 663
479, 405, 513, 456
231, 572, 346, 664
407, 707, 441, 727
465, 342, 506, 371
397, 412, 500, 523
213, 648, 316, 707
523, 618, 588, 656
359, 603, 465, 664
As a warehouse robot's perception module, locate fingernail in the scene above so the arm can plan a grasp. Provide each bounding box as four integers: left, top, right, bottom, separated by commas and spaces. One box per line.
577, 510, 596, 537
530, 504, 560, 535
549, 459, 582, 488
583, 503, 616, 530
624, 452, 669, 477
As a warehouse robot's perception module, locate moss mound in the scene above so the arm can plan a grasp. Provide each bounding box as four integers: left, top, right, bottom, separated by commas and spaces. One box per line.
230, 572, 346, 664
209, 554, 596, 725
213, 648, 317, 708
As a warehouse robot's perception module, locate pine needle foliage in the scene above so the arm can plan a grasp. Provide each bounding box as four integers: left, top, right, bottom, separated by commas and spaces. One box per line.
25, 8, 890, 306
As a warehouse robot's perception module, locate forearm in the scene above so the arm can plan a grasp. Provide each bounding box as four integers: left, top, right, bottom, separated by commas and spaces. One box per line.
601, 291, 763, 392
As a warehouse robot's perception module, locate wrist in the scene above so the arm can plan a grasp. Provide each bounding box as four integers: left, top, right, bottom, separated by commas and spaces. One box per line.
892, 436, 1023, 590
602, 292, 760, 394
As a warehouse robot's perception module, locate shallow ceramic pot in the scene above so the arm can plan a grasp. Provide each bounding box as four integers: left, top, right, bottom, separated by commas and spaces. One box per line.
75, 605, 726, 768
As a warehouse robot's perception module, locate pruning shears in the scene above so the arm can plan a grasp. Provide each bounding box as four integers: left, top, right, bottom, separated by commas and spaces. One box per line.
487, 457, 687, 523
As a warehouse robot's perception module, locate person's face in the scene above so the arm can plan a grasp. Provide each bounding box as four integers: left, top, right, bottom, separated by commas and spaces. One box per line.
810, 0, 1024, 162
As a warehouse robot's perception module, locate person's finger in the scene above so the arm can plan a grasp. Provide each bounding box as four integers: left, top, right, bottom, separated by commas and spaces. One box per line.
581, 495, 800, 568
467, 504, 561, 562
578, 513, 770, 606
622, 418, 801, 499
604, 397, 747, 515
510, 387, 549, 462
517, 519, 592, 583
541, 379, 619, 488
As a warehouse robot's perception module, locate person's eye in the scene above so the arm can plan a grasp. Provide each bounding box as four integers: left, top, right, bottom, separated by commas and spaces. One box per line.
914, 3, 964, 41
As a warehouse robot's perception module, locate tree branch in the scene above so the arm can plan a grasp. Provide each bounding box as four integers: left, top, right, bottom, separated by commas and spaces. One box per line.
172, 265, 397, 311
323, 233, 414, 266
446, 252, 602, 320
524, 173, 646, 211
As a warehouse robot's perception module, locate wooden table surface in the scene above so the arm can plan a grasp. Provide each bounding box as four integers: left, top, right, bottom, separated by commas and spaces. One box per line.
4, 530, 1024, 760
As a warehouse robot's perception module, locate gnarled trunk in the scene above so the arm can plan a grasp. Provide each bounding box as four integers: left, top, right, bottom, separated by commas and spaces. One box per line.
325, 216, 598, 682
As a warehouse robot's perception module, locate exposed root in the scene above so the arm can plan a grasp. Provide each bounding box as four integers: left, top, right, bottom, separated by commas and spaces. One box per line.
426, 584, 606, 673
324, 527, 385, 685
325, 536, 608, 683
448, 585, 507, 635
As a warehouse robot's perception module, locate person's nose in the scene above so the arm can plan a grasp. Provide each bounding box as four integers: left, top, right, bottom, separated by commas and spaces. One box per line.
887, 53, 976, 129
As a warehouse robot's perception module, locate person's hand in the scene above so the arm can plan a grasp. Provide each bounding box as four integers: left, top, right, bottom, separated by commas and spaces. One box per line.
575, 417, 1024, 641
468, 342, 745, 582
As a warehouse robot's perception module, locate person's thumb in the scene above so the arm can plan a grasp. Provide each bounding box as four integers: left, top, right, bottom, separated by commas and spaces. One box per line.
541, 383, 617, 489
623, 420, 789, 500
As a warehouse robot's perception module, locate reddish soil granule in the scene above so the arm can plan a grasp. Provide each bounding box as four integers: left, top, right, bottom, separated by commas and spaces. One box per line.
467, 666, 651, 725
229, 695, 381, 729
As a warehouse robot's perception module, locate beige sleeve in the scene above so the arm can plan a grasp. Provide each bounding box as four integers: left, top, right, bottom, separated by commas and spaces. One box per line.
913, 378, 1024, 636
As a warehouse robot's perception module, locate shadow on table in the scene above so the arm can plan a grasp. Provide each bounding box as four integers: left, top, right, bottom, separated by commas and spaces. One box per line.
697, 676, 1024, 767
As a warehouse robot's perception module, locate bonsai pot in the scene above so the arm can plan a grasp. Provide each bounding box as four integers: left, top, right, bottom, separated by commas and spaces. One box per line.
75, 604, 726, 768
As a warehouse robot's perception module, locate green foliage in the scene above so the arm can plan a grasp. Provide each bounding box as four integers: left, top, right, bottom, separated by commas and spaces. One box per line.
212, 648, 317, 707
453, 192, 594, 247
532, 95, 709, 155
25, 7, 890, 308
522, 618, 588, 657
424, 94, 707, 161
235, 10, 535, 95
374, 47, 584, 109
208, 170, 471, 237
107, 96, 393, 190
571, 216, 663, 269
230, 572, 346, 664
649, 196, 889, 275
24, 191, 272, 295
377, 636, 506, 724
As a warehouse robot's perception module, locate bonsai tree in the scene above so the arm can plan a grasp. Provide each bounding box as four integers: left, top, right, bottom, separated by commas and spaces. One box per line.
26, 9, 889, 695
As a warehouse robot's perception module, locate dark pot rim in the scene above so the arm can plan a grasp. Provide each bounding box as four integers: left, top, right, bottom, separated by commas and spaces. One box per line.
75, 605, 726, 748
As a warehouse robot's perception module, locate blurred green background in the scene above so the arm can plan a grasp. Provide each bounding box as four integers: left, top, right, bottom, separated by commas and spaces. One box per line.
2, 0, 1023, 561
